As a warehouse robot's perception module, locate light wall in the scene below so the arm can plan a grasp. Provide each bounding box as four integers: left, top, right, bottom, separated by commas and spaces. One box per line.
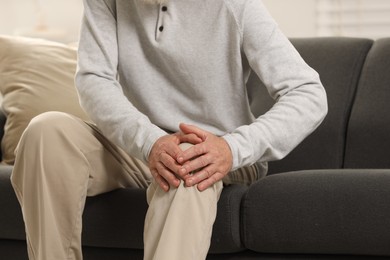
0, 0, 317, 42
0, 0, 83, 43
262, 0, 317, 38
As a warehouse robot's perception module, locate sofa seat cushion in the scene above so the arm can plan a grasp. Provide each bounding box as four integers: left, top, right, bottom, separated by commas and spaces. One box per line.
82, 183, 247, 253
0, 166, 25, 241
1, 163, 248, 254
242, 169, 390, 256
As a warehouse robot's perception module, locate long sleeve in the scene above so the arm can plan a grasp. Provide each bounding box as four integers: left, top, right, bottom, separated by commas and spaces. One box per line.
75, 0, 166, 163
75, 0, 327, 170
223, 0, 328, 170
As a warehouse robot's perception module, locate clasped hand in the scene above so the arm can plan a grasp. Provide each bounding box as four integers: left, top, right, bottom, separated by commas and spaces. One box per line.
148, 123, 233, 192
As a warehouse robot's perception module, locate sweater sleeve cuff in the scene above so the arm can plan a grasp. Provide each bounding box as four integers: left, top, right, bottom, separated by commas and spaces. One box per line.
222, 134, 241, 171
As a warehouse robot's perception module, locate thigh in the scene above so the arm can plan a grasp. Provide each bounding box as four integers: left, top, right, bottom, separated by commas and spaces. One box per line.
14, 111, 152, 196
83, 122, 153, 196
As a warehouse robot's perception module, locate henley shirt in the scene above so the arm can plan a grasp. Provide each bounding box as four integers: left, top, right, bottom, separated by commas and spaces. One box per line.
75, 0, 328, 173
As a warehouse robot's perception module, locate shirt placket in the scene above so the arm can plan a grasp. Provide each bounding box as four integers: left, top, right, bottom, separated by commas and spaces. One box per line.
155, 4, 169, 41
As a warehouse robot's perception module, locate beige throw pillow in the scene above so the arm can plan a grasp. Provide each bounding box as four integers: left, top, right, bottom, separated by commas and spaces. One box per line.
0, 35, 89, 165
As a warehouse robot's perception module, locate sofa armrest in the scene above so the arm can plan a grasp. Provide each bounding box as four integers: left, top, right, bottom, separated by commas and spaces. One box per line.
242, 169, 390, 256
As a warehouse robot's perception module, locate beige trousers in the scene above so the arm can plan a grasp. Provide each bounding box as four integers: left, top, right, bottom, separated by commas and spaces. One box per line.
11, 111, 259, 260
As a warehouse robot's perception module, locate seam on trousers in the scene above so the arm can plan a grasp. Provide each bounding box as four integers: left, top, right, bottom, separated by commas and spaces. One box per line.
66, 151, 90, 260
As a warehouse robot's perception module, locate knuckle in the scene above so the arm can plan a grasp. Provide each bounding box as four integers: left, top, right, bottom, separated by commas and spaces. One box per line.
199, 155, 209, 167
155, 162, 164, 171
194, 145, 205, 156
162, 154, 172, 166
211, 173, 220, 183
156, 176, 164, 184
172, 148, 181, 159
159, 141, 171, 152
165, 162, 173, 171
203, 168, 212, 178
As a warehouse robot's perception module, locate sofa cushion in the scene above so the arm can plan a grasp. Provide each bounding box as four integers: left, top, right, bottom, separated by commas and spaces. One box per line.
247, 37, 373, 173
242, 169, 390, 256
0, 166, 25, 241
0, 109, 6, 160
0, 35, 89, 164
210, 184, 247, 253
2, 163, 247, 254
344, 38, 390, 168
82, 184, 247, 254
82, 187, 148, 250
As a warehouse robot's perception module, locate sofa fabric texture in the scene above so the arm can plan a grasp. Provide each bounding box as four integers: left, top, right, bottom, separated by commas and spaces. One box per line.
243, 170, 390, 256
344, 38, 390, 169
1, 37, 390, 259
249, 37, 374, 173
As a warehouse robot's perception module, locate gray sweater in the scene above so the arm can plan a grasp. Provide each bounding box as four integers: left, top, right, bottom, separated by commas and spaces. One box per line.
75, 0, 327, 173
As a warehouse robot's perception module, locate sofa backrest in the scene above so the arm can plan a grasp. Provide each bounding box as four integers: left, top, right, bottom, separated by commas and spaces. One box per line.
344, 38, 390, 168
0, 109, 5, 161
248, 37, 374, 174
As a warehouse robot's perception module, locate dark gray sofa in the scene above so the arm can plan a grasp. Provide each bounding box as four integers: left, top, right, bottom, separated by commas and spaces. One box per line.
1, 37, 390, 259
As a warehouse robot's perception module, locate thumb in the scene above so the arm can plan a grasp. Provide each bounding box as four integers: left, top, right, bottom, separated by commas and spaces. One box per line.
179, 123, 207, 141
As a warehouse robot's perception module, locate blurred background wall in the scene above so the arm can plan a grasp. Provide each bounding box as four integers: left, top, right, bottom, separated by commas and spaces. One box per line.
0, 0, 389, 43
263, 0, 317, 37
0, 0, 83, 43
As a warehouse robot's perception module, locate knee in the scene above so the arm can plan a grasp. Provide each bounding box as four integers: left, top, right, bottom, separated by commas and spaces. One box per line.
175, 179, 222, 205
12, 112, 79, 187
16, 112, 84, 155
23, 112, 80, 139
28, 111, 74, 131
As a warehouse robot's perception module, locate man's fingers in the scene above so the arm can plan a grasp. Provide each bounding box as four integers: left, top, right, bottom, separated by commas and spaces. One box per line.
178, 142, 208, 165
149, 125, 232, 192
159, 152, 181, 175
185, 169, 224, 191
155, 162, 180, 188
149, 134, 201, 192
161, 142, 183, 162
180, 152, 210, 174
179, 123, 207, 141
176, 133, 203, 145
151, 170, 170, 192
197, 172, 224, 191
185, 165, 213, 186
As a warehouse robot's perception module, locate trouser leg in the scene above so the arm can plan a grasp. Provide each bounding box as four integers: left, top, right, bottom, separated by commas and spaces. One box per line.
144, 181, 223, 260
11, 112, 151, 260
143, 142, 261, 260
143, 143, 224, 260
